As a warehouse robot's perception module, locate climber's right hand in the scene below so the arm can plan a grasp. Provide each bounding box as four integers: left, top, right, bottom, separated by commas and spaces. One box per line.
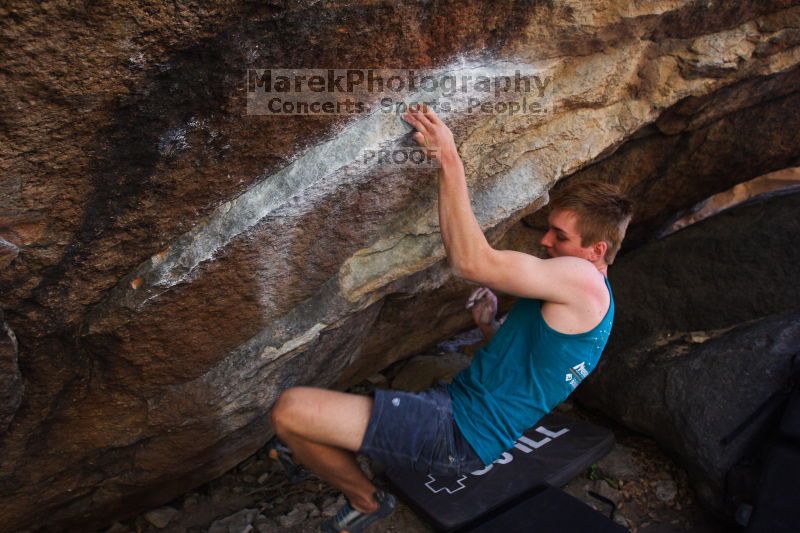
466, 287, 497, 327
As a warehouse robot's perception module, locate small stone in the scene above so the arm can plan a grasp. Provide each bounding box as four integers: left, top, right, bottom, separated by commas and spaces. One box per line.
613, 513, 631, 528
321, 496, 336, 508
208, 508, 260, 533
105, 522, 130, 533
590, 479, 622, 505
277, 508, 307, 528
595, 445, 639, 481
257, 472, 270, 484
322, 495, 346, 517
143, 506, 179, 529
366, 373, 387, 385
297, 502, 320, 518
183, 496, 199, 509
655, 479, 678, 502
687, 331, 710, 343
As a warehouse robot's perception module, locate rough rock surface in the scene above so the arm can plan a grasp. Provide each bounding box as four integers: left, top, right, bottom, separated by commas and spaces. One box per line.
3, 1, 800, 531
581, 309, 800, 518
604, 191, 800, 356
577, 192, 800, 514
0, 310, 22, 435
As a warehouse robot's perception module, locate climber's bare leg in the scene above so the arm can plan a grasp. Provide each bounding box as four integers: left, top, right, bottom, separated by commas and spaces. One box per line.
271, 387, 379, 513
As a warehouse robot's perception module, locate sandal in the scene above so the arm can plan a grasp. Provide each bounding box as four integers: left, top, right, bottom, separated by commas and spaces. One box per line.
319, 489, 396, 532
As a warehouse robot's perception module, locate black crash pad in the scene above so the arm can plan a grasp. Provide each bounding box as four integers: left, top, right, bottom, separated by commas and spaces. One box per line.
385, 412, 615, 532
462, 484, 627, 533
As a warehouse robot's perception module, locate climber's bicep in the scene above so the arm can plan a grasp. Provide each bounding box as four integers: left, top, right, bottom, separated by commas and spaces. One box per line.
460, 249, 593, 304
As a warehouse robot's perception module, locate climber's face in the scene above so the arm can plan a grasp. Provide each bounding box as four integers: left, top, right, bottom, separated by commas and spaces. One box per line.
539, 209, 602, 262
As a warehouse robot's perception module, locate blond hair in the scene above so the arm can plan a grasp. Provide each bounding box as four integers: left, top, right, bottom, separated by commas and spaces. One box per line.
549, 181, 633, 264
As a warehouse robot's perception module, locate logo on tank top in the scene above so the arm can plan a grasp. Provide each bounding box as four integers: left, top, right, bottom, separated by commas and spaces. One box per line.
565, 361, 589, 390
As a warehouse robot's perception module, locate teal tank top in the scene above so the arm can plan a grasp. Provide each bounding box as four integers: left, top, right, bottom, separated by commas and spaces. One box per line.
448, 276, 614, 466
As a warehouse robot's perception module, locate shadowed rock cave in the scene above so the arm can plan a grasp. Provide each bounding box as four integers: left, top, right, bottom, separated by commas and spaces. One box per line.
2, 1, 800, 531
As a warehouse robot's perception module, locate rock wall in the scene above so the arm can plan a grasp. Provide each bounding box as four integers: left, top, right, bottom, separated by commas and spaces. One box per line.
2, 1, 800, 530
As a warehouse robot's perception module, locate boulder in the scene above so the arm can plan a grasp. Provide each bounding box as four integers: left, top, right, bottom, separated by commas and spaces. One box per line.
581, 309, 800, 516
605, 191, 800, 357
577, 192, 800, 515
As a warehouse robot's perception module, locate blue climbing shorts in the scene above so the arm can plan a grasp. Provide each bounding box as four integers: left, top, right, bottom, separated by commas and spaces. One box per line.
358, 382, 485, 476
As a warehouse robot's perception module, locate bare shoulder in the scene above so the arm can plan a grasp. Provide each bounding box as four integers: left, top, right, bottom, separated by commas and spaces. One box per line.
544, 255, 597, 273
539, 258, 610, 333
544, 256, 606, 292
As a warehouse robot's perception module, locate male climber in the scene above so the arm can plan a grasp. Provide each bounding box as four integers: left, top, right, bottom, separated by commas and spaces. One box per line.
269, 104, 633, 532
